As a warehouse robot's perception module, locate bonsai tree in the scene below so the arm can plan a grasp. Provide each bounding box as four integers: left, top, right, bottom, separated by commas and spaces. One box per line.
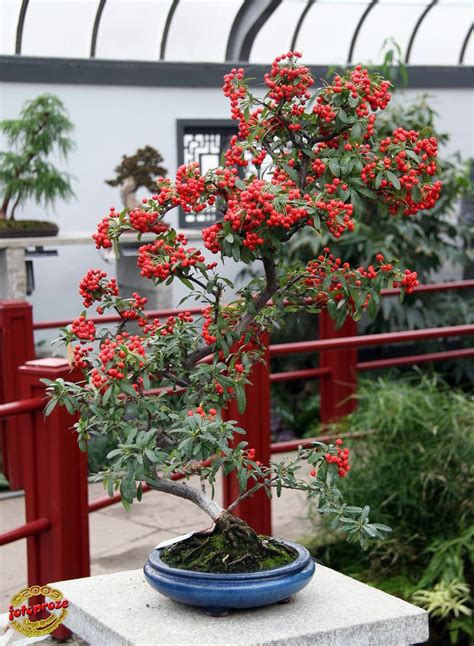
0, 94, 75, 230
45, 53, 441, 570
106, 146, 167, 209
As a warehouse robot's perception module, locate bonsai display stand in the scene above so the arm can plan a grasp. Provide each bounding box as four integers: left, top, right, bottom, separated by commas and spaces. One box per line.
53, 564, 428, 645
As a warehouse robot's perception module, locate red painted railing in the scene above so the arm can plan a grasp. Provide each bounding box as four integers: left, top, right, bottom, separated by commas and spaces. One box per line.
0, 279, 472, 599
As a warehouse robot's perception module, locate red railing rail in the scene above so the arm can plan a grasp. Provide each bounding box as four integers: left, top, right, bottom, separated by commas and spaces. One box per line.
0, 278, 472, 605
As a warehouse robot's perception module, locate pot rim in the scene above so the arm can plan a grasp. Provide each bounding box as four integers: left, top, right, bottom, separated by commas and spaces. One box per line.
146, 538, 312, 581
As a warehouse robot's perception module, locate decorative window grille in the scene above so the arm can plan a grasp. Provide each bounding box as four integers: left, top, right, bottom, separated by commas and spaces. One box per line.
177, 120, 238, 229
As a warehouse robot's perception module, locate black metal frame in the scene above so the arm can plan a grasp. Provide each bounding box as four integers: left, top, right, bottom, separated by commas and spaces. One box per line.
90, 0, 106, 58
0, 56, 471, 89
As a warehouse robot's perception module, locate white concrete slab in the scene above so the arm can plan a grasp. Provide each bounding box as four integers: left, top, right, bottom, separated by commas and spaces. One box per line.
52, 564, 428, 646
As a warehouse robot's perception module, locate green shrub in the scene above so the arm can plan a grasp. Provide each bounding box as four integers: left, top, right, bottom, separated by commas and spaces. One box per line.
304, 375, 474, 644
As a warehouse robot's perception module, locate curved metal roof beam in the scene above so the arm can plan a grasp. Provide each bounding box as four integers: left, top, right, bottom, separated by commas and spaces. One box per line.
459, 23, 473, 64
290, 0, 315, 53
15, 0, 29, 55
347, 0, 378, 65
226, 0, 282, 63
90, 0, 106, 58
405, 1, 437, 64
160, 0, 179, 61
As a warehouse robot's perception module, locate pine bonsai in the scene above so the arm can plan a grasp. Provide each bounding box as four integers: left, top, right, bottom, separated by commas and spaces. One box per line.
0, 94, 75, 229
45, 53, 441, 570
106, 146, 167, 209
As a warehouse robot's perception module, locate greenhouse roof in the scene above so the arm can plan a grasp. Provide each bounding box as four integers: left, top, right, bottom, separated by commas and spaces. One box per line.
1, 0, 472, 67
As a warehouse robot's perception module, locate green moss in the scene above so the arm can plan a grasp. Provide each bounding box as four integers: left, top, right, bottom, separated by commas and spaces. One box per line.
0, 219, 58, 234
161, 531, 297, 574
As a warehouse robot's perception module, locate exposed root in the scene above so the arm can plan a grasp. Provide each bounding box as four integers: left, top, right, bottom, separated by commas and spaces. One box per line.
160, 511, 297, 573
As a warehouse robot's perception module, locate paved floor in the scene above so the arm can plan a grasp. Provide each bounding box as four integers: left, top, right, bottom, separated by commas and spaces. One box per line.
0, 455, 314, 611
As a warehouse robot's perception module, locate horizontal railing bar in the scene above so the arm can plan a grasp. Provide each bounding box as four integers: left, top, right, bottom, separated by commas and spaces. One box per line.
270, 324, 474, 356
357, 347, 474, 371
0, 518, 50, 546
0, 397, 44, 419
270, 430, 374, 454
381, 279, 474, 297
270, 367, 330, 382
33, 306, 203, 330
33, 280, 474, 331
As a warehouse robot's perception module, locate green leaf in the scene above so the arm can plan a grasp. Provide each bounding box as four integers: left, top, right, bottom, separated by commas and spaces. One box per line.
351, 122, 362, 140
386, 171, 401, 190
235, 382, 247, 415
329, 158, 340, 177
44, 398, 58, 417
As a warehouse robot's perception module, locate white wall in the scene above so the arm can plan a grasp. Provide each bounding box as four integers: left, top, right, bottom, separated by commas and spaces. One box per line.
0, 81, 472, 347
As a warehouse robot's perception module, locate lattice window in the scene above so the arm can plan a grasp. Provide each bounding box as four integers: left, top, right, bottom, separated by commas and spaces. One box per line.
177, 120, 238, 229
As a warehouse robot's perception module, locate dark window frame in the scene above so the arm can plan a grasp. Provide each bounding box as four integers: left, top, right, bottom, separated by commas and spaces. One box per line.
176, 119, 238, 229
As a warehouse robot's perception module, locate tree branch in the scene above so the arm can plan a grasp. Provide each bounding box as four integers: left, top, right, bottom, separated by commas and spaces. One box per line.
183, 257, 279, 371
145, 474, 224, 521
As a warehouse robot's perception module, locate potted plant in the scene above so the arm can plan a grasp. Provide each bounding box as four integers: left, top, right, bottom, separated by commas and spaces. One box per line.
45, 52, 440, 615
106, 146, 167, 210
0, 94, 75, 237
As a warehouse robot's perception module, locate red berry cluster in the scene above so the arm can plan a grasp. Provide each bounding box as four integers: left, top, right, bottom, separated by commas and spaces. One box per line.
129, 208, 168, 234
91, 333, 145, 387
149, 312, 194, 336
303, 248, 410, 308
398, 269, 419, 294
137, 234, 205, 281
92, 207, 119, 249
119, 292, 148, 324
203, 179, 310, 254
223, 67, 245, 121
79, 270, 119, 309
187, 406, 217, 419
201, 306, 217, 345
71, 316, 96, 341
224, 135, 248, 168
264, 51, 313, 103
175, 163, 214, 213
361, 127, 440, 216
324, 438, 350, 477
72, 344, 93, 369
314, 198, 354, 238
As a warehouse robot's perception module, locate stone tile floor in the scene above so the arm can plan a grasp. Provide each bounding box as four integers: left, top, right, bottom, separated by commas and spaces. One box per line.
0, 454, 314, 612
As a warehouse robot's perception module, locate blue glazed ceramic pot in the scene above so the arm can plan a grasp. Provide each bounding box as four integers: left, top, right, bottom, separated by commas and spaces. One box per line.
143, 539, 315, 615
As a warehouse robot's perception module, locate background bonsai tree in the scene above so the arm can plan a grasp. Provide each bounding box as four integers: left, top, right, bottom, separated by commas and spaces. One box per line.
106, 146, 167, 209
0, 94, 75, 230
45, 52, 441, 570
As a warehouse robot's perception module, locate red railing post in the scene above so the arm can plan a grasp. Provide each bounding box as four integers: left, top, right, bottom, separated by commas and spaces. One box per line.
223, 334, 272, 536
319, 312, 358, 425
19, 357, 90, 637
0, 301, 35, 488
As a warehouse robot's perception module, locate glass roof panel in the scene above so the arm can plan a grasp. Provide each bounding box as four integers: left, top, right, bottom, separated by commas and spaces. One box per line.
353, 2, 431, 64
96, 0, 172, 61
408, 3, 473, 64
296, 1, 370, 65
1, 0, 471, 66
249, 2, 305, 63
0, 0, 22, 55
165, 0, 243, 62
21, 0, 98, 58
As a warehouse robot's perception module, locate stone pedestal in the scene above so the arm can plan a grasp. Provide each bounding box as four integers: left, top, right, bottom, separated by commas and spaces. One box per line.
52, 565, 428, 645
0, 248, 27, 299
